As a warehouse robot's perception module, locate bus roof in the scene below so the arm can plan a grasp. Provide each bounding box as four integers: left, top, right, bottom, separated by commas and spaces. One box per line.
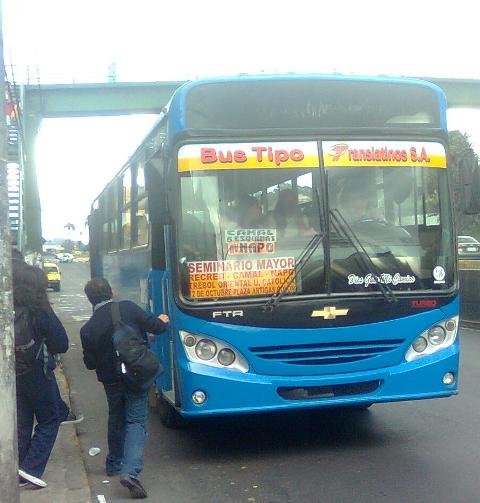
174, 72, 445, 95
167, 73, 447, 138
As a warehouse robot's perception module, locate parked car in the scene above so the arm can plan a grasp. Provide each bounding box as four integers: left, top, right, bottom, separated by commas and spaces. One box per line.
73, 255, 90, 263
57, 252, 74, 263
42, 252, 58, 263
42, 262, 61, 291
457, 235, 480, 257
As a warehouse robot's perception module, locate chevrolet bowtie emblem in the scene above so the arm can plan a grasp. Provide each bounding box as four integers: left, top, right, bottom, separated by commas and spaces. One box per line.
311, 306, 349, 319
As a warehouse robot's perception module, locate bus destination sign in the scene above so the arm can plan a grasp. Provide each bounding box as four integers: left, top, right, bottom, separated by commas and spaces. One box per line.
322, 141, 446, 168
186, 257, 296, 299
178, 142, 320, 172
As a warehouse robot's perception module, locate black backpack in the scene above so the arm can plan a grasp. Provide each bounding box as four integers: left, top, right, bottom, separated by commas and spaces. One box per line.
110, 302, 162, 390
14, 306, 37, 376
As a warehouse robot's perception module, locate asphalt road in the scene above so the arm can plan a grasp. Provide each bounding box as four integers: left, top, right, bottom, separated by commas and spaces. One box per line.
52, 262, 480, 503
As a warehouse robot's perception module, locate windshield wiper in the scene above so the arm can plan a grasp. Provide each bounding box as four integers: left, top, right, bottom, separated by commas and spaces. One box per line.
315, 183, 331, 293
262, 231, 326, 312
329, 208, 397, 303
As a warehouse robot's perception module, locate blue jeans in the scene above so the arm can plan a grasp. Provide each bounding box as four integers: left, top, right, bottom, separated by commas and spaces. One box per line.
16, 365, 67, 478
103, 382, 149, 479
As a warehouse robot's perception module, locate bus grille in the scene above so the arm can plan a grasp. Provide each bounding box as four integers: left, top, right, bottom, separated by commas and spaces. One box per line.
278, 380, 382, 400
249, 339, 404, 366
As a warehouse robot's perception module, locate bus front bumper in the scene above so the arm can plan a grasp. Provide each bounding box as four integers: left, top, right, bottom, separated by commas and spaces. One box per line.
176, 346, 459, 417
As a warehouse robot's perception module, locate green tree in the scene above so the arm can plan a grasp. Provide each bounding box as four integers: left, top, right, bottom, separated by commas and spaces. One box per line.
448, 130, 480, 238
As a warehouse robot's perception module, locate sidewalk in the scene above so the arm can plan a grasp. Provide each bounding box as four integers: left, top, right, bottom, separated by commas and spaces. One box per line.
20, 367, 92, 503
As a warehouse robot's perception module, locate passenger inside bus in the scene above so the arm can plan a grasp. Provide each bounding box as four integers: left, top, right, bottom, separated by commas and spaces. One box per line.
269, 189, 314, 238
235, 194, 265, 229
336, 175, 382, 225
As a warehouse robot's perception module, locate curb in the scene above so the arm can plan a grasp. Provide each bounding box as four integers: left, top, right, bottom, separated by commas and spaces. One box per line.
56, 365, 92, 499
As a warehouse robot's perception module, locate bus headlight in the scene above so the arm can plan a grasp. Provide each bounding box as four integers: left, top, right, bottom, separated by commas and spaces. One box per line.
183, 334, 197, 347
412, 336, 428, 353
195, 339, 217, 360
218, 348, 236, 366
427, 326, 446, 345
179, 330, 249, 372
405, 316, 458, 362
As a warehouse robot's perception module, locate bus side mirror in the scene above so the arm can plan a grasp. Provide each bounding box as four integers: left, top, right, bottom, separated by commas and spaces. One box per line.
145, 161, 173, 225
460, 154, 480, 215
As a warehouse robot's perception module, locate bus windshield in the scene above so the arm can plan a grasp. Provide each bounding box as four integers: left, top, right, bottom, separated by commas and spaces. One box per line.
177, 141, 454, 302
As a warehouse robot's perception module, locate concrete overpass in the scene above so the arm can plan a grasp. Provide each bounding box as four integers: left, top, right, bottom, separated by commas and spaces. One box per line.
19, 77, 480, 251
21, 81, 183, 251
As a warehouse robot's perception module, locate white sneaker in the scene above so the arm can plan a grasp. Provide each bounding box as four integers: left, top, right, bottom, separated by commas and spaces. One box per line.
18, 469, 47, 488
61, 412, 84, 425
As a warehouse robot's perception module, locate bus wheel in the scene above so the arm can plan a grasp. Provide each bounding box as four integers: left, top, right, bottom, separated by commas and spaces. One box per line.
156, 395, 187, 429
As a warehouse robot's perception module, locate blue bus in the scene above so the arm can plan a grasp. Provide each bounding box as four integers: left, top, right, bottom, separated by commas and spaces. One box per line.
89, 74, 466, 426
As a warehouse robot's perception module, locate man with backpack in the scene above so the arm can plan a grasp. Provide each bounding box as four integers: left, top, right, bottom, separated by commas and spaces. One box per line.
80, 278, 169, 499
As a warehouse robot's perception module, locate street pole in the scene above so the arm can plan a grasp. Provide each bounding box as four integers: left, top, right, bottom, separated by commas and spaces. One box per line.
0, 1, 20, 501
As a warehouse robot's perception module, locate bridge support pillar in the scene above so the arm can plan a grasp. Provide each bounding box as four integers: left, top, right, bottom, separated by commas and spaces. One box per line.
22, 111, 43, 252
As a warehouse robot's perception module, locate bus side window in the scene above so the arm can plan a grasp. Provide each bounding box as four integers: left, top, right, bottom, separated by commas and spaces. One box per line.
136, 197, 149, 246
145, 162, 166, 270
120, 168, 132, 249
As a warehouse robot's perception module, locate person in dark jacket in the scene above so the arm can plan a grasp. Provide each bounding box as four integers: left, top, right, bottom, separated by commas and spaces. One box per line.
13, 261, 70, 488
80, 277, 169, 499
12, 249, 83, 426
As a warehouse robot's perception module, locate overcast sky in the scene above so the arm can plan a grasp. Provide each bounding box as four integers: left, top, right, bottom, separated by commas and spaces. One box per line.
3, 0, 480, 240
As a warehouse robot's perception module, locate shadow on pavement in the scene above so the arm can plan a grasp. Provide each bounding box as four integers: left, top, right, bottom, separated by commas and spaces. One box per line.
156, 406, 387, 459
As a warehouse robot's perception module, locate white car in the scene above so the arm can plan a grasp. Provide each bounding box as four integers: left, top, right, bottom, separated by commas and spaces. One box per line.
57, 252, 74, 263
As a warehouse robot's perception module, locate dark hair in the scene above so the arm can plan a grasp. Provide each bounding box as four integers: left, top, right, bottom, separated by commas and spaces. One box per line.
84, 277, 113, 306
273, 189, 304, 230
12, 262, 50, 311
237, 195, 261, 227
